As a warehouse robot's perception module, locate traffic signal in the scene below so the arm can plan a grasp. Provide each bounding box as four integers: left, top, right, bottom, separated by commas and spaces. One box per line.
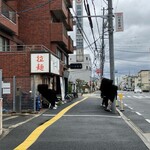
69, 63, 82, 69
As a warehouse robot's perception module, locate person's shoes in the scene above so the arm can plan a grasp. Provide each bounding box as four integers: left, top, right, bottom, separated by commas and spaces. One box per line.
101, 104, 105, 108
50, 106, 53, 109
52, 106, 57, 109
49, 103, 51, 108
105, 108, 111, 112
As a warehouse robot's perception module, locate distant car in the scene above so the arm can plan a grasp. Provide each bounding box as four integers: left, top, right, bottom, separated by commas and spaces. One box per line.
127, 88, 132, 91
134, 87, 142, 93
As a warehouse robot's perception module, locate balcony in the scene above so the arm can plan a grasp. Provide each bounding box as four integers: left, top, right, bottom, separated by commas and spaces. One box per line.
65, 10, 73, 31
50, 0, 68, 20
0, 1, 18, 35
50, 23, 68, 47
67, 36, 74, 54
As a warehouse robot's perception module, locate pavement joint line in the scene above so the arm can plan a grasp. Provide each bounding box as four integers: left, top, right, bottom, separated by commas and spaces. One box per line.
42, 114, 121, 119
117, 108, 150, 150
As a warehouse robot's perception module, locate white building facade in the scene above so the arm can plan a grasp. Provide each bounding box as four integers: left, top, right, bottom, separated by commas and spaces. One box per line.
69, 54, 92, 84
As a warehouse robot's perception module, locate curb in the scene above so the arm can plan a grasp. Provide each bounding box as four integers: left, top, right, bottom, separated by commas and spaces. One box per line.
116, 108, 150, 149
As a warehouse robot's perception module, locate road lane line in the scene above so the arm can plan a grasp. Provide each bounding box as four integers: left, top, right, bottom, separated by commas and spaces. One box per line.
128, 106, 133, 110
146, 119, 150, 124
14, 97, 88, 150
136, 112, 142, 116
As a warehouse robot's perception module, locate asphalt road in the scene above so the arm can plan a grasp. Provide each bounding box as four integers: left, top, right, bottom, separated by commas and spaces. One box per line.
120, 91, 150, 120
0, 93, 150, 150
118, 91, 150, 133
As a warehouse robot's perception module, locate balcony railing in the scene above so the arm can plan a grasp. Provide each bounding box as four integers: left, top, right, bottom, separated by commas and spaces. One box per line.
0, 45, 50, 52
1, 1, 17, 23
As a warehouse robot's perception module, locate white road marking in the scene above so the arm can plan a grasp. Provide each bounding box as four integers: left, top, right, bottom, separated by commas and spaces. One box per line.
136, 112, 142, 116
146, 119, 150, 124
128, 106, 133, 110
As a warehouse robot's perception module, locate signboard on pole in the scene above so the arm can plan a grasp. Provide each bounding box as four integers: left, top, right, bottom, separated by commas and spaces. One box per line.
0, 69, 2, 135
115, 12, 124, 32
60, 77, 65, 101
0, 98, 2, 135
50, 54, 60, 75
96, 69, 101, 74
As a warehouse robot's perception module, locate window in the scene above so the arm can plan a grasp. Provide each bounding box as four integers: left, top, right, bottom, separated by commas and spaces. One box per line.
77, 10, 82, 16
56, 48, 62, 60
0, 36, 9, 51
64, 55, 68, 65
86, 66, 88, 70
77, 5, 81, 9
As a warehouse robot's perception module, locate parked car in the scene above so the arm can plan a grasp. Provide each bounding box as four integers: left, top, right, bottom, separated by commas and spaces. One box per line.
134, 87, 142, 93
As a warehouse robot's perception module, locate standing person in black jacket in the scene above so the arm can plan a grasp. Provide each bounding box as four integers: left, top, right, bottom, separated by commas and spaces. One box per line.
47, 89, 58, 109
100, 78, 113, 111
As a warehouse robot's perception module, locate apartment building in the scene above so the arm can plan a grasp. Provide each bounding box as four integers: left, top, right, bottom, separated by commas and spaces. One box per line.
120, 70, 150, 92
0, 0, 74, 111
138, 70, 150, 92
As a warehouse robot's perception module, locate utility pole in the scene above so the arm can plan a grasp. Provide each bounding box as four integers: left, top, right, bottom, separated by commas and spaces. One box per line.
100, 7, 105, 78
108, 0, 116, 113
0, 69, 2, 135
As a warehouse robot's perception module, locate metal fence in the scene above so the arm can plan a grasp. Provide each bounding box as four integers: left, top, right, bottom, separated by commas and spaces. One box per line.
2, 76, 35, 113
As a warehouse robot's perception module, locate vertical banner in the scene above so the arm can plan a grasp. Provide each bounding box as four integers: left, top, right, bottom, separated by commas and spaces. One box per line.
0, 98, 2, 135
115, 12, 124, 32
0, 69, 2, 97
0, 70, 2, 135
60, 77, 65, 101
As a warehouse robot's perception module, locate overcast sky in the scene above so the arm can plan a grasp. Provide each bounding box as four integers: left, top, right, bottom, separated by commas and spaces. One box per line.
70, 0, 150, 80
